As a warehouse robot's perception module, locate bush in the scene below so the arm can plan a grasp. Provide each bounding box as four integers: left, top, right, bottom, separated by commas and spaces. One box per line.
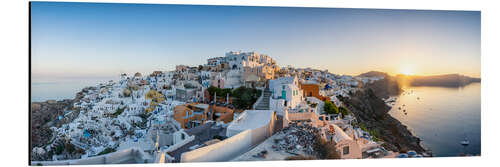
313, 134, 341, 159
358, 123, 381, 141
122, 89, 131, 97
75, 148, 86, 154
207, 86, 233, 97
232, 87, 261, 109
112, 107, 125, 117
128, 85, 139, 91
97, 147, 116, 156
55, 144, 64, 155
338, 106, 350, 118
324, 101, 339, 114
65, 142, 75, 154
208, 86, 261, 109
213, 135, 225, 140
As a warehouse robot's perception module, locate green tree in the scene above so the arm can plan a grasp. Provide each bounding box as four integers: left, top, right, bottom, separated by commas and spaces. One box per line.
207, 86, 222, 97
338, 106, 350, 118
324, 101, 339, 114
55, 144, 64, 155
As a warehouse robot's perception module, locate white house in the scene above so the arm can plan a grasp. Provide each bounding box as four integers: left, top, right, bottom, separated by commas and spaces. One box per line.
225, 51, 275, 70
269, 76, 303, 109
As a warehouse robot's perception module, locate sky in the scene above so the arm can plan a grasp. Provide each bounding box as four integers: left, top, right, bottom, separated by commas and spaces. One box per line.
30, 2, 481, 82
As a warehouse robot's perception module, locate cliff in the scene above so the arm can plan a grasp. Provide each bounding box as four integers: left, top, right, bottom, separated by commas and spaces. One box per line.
358, 71, 402, 99
338, 89, 427, 154
30, 87, 90, 155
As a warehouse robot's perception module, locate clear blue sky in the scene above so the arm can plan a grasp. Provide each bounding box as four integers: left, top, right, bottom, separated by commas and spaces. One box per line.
31, 2, 481, 81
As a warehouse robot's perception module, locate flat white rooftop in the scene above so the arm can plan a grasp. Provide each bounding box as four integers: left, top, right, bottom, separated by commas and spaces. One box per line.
227, 110, 273, 132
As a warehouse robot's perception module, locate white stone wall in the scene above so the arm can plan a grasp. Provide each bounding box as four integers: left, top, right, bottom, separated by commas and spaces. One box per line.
31, 148, 150, 165
181, 111, 275, 162
180, 130, 253, 162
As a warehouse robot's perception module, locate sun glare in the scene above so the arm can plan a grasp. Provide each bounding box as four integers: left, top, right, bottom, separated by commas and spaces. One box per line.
399, 66, 416, 76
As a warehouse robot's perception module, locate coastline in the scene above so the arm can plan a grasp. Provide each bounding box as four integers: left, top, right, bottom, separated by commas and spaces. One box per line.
339, 88, 429, 155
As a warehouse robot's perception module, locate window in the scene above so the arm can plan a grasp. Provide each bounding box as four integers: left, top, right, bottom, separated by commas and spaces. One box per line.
343, 146, 349, 155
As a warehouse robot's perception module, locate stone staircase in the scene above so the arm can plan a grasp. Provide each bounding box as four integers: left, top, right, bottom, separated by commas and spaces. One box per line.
255, 88, 272, 110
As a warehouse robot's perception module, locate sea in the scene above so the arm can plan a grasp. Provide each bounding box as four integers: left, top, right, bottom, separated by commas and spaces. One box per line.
31, 77, 118, 102
388, 82, 481, 157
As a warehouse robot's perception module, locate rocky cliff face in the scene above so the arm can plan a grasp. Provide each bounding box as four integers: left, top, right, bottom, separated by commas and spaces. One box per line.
31, 99, 73, 148
30, 87, 88, 153
339, 89, 427, 154
358, 71, 402, 99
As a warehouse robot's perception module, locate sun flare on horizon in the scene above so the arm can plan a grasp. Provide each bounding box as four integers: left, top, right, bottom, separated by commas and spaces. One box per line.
399, 65, 416, 76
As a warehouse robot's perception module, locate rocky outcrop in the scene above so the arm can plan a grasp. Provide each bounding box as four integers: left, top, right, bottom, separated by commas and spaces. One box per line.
358, 71, 402, 99
339, 89, 427, 154
30, 87, 90, 153
31, 99, 73, 148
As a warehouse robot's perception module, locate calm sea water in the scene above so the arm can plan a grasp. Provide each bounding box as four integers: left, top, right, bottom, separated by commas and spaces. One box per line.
388, 83, 481, 157
31, 77, 117, 102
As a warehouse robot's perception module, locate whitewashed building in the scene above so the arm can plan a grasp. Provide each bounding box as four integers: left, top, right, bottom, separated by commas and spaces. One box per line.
269, 76, 303, 109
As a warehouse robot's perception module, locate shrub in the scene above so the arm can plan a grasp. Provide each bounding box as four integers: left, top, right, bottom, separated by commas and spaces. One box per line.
213, 135, 225, 140
122, 89, 131, 97
65, 142, 75, 153
338, 106, 350, 118
324, 101, 339, 114
358, 123, 381, 141
313, 134, 341, 159
97, 147, 116, 156
112, 107, 125, 117
55, 144, 64, 155
75, 148, 86, 154
207, 86, 261, 109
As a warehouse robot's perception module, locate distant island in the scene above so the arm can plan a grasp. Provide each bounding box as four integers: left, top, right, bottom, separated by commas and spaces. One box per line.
395, 74, 481, 87
359, 71, 480, 88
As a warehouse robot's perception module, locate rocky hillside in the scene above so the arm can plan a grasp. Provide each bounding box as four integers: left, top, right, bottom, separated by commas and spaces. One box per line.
358, 71, 402, 99
31, 100, 74, 149
30, 86, 91, 154
338, 89, 427, 154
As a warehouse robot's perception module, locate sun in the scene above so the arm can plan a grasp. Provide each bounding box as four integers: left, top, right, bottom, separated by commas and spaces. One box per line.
399, 66, 416, 76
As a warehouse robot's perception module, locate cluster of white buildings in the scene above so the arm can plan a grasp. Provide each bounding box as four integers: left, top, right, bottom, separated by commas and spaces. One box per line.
32, 51, 391, 165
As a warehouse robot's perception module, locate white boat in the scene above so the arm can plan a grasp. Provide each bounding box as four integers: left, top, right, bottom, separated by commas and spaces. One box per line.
461, 139, 470, 146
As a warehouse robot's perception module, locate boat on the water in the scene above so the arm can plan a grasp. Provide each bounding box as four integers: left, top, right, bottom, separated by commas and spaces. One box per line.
461, 139, 470, 146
